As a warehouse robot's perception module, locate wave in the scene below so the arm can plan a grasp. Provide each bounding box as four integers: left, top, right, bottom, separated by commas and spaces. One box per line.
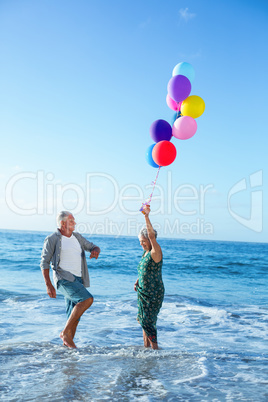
0, 341, 208, 388
1, 341, 267, 401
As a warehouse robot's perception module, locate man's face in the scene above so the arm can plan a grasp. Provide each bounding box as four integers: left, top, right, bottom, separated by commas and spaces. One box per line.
63, 214, 76, 232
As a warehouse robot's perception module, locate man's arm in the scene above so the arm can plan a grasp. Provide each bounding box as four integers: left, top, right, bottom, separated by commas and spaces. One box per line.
42, 269, 56, 298
74, 233, 101, 259
40, 235, 57, 298
89, 246, 100, 260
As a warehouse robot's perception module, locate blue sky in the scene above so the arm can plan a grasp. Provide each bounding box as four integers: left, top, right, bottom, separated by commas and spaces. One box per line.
0, 0, 267, 242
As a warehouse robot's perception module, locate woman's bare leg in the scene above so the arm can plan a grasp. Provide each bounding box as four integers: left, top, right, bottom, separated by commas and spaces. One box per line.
143, 330, 150, 347
149, 340, 159, 350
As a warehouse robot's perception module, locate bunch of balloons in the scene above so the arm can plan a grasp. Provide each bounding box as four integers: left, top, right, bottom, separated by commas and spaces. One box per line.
146, 62, 205, 168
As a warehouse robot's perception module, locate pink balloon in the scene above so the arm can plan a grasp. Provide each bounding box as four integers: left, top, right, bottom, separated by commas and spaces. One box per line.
172, 116, 197, 140
166, 94, 179, 111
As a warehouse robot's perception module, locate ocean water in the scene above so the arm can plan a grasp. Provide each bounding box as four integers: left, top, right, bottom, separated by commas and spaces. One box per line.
0, 229, 267, 401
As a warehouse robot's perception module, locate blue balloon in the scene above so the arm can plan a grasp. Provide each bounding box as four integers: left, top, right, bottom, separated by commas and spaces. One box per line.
146, 144, 159, 168
172, 62, 195, 84
171, 111, 182, 126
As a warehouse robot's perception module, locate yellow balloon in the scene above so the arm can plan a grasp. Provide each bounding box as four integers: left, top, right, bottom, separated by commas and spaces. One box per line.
181, 95, 205, 118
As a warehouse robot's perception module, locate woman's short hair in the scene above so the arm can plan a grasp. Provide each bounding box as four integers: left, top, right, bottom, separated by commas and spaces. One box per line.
138, 227, 157, 239
56, 211, 71, 228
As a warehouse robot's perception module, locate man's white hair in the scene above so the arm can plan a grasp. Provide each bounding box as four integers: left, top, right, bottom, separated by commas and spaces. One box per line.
57, 211, 72, 228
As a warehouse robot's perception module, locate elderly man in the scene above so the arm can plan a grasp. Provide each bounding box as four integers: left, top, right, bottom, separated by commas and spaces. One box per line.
40, 211, 100, 348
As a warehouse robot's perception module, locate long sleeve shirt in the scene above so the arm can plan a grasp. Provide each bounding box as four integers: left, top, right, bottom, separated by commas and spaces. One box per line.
40, 229, 98, 287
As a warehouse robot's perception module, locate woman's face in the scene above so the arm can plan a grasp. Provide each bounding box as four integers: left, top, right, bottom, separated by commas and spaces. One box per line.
139, 235, 151, 251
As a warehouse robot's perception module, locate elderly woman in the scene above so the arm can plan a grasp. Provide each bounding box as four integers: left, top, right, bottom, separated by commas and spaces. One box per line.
134, 205, 165, 349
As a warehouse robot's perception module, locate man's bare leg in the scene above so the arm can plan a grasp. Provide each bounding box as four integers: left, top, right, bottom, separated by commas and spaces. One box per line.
60, 320, 79, 345
60, 297, 93, 348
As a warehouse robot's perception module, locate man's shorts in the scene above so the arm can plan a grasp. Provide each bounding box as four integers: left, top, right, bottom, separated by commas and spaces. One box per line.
57, 275, 93, 318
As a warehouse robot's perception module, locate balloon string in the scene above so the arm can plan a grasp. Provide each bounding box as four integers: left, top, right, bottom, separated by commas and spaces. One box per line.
148, 166, 161, 203
140, 166, 161, 213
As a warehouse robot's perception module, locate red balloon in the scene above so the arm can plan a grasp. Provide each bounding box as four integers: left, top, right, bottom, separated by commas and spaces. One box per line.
152, 140, 177, 166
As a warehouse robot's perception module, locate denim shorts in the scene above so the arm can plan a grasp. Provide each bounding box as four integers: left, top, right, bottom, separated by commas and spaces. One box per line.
57, 275, 93, 318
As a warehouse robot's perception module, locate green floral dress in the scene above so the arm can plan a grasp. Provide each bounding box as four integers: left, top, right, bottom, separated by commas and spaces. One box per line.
137, 251, 165, 343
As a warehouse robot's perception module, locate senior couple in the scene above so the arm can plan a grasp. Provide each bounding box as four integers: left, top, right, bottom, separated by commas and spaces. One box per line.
40, 207, 164, 349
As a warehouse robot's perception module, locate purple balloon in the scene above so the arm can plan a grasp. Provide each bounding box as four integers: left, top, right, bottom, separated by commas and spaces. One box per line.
150, 119, 172, 143
167, 75, 191, 102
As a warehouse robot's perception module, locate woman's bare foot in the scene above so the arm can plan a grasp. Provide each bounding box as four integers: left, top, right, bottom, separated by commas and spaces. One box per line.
60, 331, 76, 348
